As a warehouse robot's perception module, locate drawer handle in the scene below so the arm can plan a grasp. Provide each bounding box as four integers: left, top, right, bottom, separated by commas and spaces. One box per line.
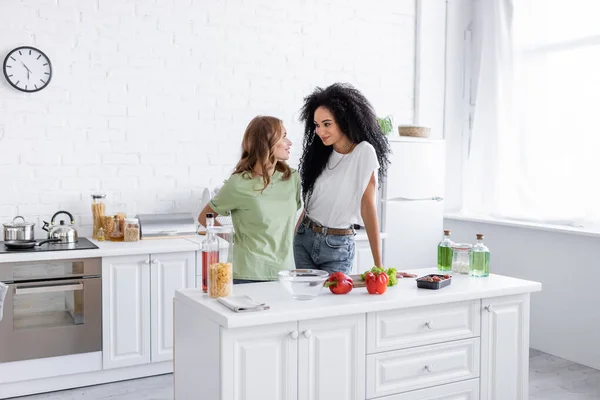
289, 331, 299, 340
485, 305, 494, 313
425, 321, 433, 329
424, 365, 433, 372
303, 330, 312, 339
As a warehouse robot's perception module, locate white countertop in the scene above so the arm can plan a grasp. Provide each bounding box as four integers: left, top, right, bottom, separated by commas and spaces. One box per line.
0, 231, 384, 263
0, 238, 201, 263
175, 268, 542, 328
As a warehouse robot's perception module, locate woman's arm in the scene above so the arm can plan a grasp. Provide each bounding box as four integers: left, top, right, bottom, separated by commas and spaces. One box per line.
361, 172, 383, 268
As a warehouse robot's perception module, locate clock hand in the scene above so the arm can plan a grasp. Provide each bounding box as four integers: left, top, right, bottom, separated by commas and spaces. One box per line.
21, 62, 31, 73
20, 62, 31, 80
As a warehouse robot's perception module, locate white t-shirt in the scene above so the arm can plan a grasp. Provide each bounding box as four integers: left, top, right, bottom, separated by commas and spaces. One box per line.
306, 141, 380, 229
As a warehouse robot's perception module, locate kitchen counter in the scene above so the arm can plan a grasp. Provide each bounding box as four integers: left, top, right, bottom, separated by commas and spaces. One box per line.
175, 268, 540, 328
0, 231, 385, 264
174, 270, 541, 400
0, 238, 200, 263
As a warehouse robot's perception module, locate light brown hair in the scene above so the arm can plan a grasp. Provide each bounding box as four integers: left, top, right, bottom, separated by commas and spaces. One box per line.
233, 116, 291, 191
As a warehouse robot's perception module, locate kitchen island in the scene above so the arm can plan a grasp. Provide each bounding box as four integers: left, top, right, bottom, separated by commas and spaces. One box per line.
174, 269, 541, 400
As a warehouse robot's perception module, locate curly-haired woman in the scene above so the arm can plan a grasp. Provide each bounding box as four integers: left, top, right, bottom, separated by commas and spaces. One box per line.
198, 116, 301, 284
294, 83, 391, 275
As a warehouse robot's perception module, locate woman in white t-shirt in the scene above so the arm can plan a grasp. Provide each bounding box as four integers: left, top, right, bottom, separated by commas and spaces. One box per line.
294, 83, 391, 275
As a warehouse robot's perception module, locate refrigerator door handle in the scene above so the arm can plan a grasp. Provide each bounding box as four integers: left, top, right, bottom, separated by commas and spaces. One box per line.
385, 196, 444, 202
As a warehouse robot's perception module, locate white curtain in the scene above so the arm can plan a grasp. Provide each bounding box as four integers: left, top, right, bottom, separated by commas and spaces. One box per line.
464, 0, 600, 228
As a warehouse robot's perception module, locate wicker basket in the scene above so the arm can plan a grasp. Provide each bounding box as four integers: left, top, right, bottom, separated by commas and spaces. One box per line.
398, 125, 431, 138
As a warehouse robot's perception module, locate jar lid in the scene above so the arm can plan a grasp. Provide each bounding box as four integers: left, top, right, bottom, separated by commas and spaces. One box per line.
125, 218, 138, 224
452, 243, 472, 251
91, 193, 106, 199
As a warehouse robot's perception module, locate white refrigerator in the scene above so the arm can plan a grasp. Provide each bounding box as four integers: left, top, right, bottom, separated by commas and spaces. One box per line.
380, 137, 446, 270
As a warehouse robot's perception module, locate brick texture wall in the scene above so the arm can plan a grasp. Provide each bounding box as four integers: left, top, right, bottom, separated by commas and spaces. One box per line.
0, 0, 416, 237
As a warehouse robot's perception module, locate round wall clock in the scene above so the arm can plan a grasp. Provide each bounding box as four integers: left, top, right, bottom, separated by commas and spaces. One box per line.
3, 46, 52, 93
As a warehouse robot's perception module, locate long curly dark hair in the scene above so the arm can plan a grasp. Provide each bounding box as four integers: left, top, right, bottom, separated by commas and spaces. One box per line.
298, 83, 391, 203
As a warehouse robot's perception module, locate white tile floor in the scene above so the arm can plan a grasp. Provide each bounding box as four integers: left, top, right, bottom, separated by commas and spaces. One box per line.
12, 349, 600, 399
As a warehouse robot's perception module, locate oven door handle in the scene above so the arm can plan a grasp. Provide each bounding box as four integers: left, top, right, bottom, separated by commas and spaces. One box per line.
14, 281, 83, 295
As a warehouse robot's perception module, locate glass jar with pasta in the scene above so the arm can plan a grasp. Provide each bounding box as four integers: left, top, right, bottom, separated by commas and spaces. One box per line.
124, 218, 140, 242
206, 225, 234, 298
91, 194, 106, 240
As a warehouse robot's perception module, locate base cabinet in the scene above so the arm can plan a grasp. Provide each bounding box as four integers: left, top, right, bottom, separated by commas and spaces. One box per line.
221, 314, 365, 400
480, 294, 530, 400
103, 251, 195, 370
175, 294, 531, 400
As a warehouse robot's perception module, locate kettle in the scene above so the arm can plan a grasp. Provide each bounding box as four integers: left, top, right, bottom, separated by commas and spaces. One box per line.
42, 211, 79, 243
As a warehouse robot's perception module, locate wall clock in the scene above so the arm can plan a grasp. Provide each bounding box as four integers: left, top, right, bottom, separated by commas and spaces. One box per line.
3, 46, 52, 93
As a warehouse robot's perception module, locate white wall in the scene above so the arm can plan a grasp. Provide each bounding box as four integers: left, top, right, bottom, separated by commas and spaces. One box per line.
445, 218, 600, 370
0, 0, 416, 237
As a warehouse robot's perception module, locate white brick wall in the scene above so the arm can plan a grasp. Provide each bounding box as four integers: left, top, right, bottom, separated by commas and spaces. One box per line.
0, 0, 416, 237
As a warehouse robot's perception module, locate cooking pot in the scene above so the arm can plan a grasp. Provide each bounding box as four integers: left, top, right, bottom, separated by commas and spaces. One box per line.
42, 211, 78, 243
3, 216, 35, 242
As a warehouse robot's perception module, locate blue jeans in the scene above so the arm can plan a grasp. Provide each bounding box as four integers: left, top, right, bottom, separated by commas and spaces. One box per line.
293, 218, 355, 275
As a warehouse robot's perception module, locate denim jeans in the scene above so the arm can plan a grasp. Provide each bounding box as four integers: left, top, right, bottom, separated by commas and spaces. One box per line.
293, 218, 355, 275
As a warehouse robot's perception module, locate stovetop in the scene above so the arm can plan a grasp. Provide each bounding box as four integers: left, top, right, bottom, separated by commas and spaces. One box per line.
0, 237, 99, 254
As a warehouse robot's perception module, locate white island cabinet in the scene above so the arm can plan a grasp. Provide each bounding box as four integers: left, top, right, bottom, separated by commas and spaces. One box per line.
174, 269, 541, 400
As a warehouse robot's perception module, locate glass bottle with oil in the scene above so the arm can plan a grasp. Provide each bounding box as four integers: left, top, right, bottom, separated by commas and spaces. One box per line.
470, 233, 490, 277
437, 229, 454, 271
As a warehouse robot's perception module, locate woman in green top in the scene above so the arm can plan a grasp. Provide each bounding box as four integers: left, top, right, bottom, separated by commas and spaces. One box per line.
198, 116, 301, 284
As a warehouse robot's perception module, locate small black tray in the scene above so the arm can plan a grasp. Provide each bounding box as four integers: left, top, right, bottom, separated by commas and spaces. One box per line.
416, 274, 452, 290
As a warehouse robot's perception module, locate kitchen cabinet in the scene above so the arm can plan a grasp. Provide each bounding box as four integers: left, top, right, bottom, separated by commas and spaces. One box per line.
174, 271, 540, 400
352, 236, 386, 275
150, 252, 196, 363
102, 254, 150, 369
103, 251, 195, 370
480, 294, 529, 400
352, 239, 373, 275
219, 314, 365, 400
221, 322, 298, 400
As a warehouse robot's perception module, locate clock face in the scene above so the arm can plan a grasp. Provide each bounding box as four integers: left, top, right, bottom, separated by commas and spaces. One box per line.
3, 46, 52, 93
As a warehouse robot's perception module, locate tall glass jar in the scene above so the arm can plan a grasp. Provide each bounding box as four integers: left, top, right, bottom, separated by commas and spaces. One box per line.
451, 243, 472, 275
470, 234, 490, 277
124, 218, 140, 242
206, 225, 234, 298
201, 213, 218, 293
91, 194, 106, 240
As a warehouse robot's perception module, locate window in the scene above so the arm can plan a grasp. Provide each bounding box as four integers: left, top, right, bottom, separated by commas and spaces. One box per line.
464, 0, 600, 227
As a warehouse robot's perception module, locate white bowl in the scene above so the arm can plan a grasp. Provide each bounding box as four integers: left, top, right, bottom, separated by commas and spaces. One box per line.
278, 269, 329, 300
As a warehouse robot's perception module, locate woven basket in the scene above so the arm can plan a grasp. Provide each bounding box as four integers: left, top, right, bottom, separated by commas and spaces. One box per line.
398, 125, 431, 138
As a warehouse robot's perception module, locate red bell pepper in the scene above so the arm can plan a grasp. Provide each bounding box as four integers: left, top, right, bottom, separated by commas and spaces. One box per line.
324, 272, 353, 295
365, 271, 388, 295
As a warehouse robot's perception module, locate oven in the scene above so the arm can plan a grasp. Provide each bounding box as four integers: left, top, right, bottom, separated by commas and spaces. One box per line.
0, 258, 101, 363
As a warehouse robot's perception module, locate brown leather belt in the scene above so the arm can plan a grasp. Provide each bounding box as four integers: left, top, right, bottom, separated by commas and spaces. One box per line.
306, 219, 354, 236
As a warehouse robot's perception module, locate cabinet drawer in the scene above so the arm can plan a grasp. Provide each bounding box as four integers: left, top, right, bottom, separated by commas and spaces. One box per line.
366, 338, 480, 398
367, 300, 480, 353
377, 379, 479, 400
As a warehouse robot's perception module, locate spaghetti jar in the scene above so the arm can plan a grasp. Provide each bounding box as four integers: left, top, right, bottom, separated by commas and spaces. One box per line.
91, 193, 106, 239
